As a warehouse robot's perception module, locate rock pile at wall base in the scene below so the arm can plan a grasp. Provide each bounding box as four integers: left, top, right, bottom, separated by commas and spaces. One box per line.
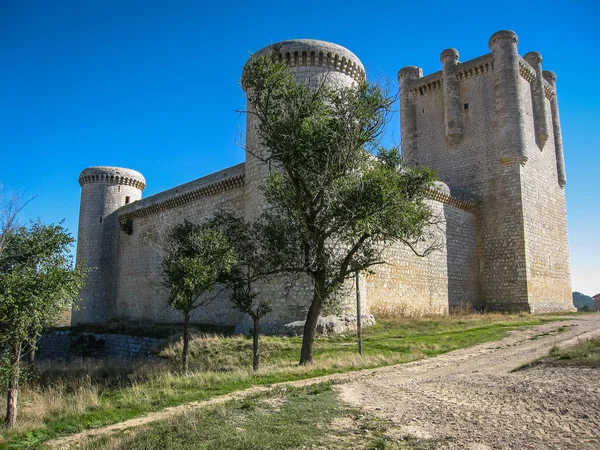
234, 315, 377, 337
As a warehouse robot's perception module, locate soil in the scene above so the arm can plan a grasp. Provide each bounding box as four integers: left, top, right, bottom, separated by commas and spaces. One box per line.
47, 314, 600, 449
338, 314, 600, 449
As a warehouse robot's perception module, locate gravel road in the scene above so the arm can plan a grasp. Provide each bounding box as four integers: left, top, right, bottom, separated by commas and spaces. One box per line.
339, 314, 600, 449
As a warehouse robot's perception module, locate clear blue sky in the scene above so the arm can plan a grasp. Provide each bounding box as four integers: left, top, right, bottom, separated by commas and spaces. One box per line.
1, 1, 598, 296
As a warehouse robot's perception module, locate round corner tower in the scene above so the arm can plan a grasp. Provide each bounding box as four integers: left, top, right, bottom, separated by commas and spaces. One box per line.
240, 39, 367, 323
73, 166, 145, 324
242, 39, 365, 221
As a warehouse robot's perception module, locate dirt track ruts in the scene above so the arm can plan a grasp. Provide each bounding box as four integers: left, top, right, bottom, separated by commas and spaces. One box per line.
339, 314, 600, 449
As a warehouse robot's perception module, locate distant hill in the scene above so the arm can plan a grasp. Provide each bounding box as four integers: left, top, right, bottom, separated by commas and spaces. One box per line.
573, 292, 595, 311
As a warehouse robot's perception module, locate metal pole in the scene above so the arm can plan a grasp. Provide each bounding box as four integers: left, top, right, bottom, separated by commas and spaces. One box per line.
356, 271, 362, 356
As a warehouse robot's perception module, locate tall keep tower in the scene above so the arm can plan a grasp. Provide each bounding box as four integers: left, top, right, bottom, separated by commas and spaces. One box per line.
241, 40, 368, 321
73, 166, 145, 324
242, 39, 365, 221
398, 30, 573, 312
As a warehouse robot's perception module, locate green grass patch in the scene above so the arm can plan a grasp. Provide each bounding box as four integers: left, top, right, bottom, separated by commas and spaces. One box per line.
1, 314, 561, 449
77, 383, 446, 450
546, 337, 600, 368
513, 336, 600, 372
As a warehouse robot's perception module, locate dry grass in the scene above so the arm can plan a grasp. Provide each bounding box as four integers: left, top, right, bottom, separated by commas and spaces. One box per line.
370, 301, 448, 319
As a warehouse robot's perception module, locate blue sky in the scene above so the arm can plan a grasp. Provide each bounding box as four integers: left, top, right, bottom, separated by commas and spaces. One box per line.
1, 0, 598, 296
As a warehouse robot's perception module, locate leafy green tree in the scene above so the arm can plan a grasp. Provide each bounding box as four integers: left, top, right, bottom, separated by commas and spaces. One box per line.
243, 55, 437, 365
162, 221, 236, 373
0, 221, 85, 428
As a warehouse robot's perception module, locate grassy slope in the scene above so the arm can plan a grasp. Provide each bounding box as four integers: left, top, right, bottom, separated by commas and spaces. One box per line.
1, 314, 560, 449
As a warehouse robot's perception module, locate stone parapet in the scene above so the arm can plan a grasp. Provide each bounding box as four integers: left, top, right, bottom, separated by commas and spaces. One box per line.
78, 166, 146, 190
118, 164, 245, 221
247, 39, 365, 85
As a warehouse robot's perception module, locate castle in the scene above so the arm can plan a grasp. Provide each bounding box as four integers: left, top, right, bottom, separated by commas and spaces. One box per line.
72, 30, 575, 328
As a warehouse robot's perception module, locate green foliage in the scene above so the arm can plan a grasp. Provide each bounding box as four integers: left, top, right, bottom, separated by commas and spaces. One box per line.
0, 220, 85, 349
547, 337, 600, 368
208, 212, 274, 320
162, 221, 236, 315
243, 55, 437, 362
0, 220, 85, 427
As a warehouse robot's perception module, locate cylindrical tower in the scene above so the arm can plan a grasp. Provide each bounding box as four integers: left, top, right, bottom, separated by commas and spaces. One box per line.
488, 30, 528, 166
440, 48, 463, 146
543, 70, 567, 187
72, 166, 145, 324
398, 66, 422, 162
242, 39, 365, 221
523, 51, 550, 149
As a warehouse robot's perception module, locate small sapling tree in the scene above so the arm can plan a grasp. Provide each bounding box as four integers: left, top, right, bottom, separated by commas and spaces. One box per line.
243, 55, 438, 365
162, 220, 236, 373
0, 221, 85, 428
209, 212, 290, 371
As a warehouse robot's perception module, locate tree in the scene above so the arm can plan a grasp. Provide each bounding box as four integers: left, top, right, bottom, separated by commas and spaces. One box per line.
162, 220, 236, 373
209, 212, 288, 371
0, 221, 85, 428
243, 55, 438, 365
0, 187, 33, 255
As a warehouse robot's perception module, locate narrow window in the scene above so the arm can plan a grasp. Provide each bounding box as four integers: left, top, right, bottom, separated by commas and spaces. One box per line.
464, 103, 469, 110
125, 196, 131, 205
422, 108, 425, 113
99, 216, 103, 223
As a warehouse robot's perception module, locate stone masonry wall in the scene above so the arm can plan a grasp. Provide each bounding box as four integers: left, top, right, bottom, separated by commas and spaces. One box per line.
518, 74, 572, 311
36, 331, 161, 360
72, 168, 145, 324
114, 165, 247, 325
400, 32, 572, 312
367, 198, 479, 316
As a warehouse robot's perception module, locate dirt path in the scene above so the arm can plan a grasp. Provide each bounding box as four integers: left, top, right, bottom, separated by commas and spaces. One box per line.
47, 314, 600, 449
339, 314, 600, 449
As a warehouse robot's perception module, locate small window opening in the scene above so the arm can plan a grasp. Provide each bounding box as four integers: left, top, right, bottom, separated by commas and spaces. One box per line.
125, 196, 131, 205
464, 103, 469, 110
99, 216, 103, 223
422, 108, 425, 113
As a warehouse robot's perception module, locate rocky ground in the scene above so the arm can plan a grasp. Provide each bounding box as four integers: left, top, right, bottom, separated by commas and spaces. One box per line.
338, 314, 600, 449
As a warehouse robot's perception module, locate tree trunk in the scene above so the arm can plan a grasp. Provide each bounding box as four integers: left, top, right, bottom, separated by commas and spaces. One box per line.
356, 271, 363, 356
5, 342, 21, 429
27, 337, 37, 373
182, 311, 190, 374
252, 315, 260, 371
299, 273, 325, 365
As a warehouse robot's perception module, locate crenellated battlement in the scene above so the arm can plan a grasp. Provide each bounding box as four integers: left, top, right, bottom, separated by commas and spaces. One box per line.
250, 39, 366, 85
118, 165, 245, 221
78, 167, 146, 191
397, 29, 572, 313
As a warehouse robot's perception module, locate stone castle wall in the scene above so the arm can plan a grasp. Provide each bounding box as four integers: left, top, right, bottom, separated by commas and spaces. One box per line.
73, 32, 575, 329
367, 197, 479, 316
518, 68, 572, 312
113, 164, 247, 325
398, 31, 572, 312
73, 167, 145, 324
